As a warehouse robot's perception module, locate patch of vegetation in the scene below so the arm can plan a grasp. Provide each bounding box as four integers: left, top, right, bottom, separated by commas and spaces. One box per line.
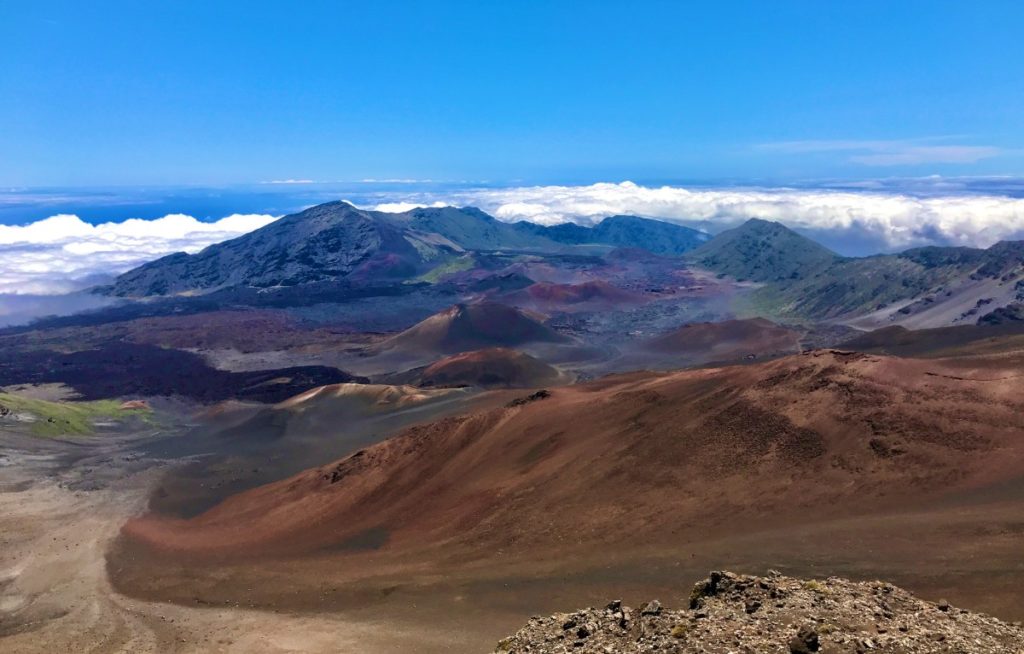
0, 393, 149, 437
731, 285, 794, 322
670, 623, 690, 638
688, 583, 708, 608
413, 254, 476, 283
802, 579, 829, 594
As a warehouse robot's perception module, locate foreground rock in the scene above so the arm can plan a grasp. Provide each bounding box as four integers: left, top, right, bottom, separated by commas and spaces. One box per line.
493, 571, 1024, 653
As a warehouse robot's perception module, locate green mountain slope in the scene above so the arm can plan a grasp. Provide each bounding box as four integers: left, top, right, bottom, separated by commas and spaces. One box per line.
690, 219, 1024, 325
514, 215, 707, 255
686, 218, 838, 282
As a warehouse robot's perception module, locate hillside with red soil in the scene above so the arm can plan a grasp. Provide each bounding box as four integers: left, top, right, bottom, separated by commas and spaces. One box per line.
119, 350, 1024, 561
502, 280, 644, 312
840, 322, 1024, 359
378, 301, 567, 354
418, 348, 566, 389
643, 317, 802, 359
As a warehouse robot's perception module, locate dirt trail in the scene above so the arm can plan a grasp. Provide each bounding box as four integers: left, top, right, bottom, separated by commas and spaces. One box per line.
0, 441, 477, 654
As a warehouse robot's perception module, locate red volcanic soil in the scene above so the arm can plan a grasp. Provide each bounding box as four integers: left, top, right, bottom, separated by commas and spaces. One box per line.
119, 350, 1024, 561
418, 348, 565, 389
643, 317, 802, 361
379, 302, 566, 354
840, 323, 1024, 359
504, 280, 644, 312
525, 280, 636, 304
350, 252, 418, 280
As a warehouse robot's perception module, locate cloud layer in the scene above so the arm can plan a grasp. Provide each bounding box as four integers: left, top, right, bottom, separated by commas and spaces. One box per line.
0, 213, 277, 295
3, 181, 1024, 297
399, 181, 1024, 252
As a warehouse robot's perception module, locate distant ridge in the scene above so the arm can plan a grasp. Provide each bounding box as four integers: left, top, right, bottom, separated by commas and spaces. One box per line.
110, 202, 423, 297
516, 214, 708, 255
104, 201, 1024, 330
686, 218, 837, 282
689, 218, 1024, 326
108, 201, 708, 297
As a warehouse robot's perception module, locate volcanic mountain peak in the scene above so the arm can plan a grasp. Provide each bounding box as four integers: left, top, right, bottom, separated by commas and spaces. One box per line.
586, 215, 709, 254
110, 201, 424, 297
108, 201, 711, 298
382, 301, 566, 354
391, 205, 559, 251
688, 218, 838, 282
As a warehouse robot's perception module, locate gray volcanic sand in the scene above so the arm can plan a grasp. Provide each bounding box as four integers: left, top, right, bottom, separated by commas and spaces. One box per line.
0, 431, 505, 654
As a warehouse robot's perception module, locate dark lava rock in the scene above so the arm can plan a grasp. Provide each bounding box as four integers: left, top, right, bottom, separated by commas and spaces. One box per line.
505, 389, 551, 408
789, 625, 820, 653
640, 600, 662, 616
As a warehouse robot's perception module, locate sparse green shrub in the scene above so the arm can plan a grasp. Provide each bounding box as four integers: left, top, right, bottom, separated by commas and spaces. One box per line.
670, 623, 689, 638
0, 393, 150, 437
802, 580, 828, 593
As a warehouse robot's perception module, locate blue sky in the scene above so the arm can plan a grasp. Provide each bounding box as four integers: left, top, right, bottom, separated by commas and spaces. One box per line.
2, 1, 1023, 187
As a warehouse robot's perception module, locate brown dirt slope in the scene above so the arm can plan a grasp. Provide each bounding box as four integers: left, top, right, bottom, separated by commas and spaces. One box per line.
643, 317, 802, 359
503, 281, 644, 312
120, 350, 1024, 560
840, 322, 1024, 359
418, 348, 565, 389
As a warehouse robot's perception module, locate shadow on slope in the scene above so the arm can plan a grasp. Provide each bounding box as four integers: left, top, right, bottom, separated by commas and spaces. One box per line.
137, 382, 504, 519
119, 350, 1024, 558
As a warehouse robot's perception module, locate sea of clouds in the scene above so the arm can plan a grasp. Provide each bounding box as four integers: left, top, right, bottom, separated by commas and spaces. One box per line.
439, 182, 1024, 255
3, 181, 1024, 298
0, 212, 277, 295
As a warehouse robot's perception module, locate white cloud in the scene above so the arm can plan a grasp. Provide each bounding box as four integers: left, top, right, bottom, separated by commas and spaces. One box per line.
370, 201, 448, 213
3, 181, 1024, 298
0, 213, 277, 295
446, 181, 1024, 251
0, 291, 116, 327
360, 178, 437, 184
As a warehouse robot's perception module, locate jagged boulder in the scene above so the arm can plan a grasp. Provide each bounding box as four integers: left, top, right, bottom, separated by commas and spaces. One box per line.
493, 570, 1024, 653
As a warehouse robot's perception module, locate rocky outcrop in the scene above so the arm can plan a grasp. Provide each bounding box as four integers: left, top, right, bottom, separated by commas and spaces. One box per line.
494, 571, 1024, 653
